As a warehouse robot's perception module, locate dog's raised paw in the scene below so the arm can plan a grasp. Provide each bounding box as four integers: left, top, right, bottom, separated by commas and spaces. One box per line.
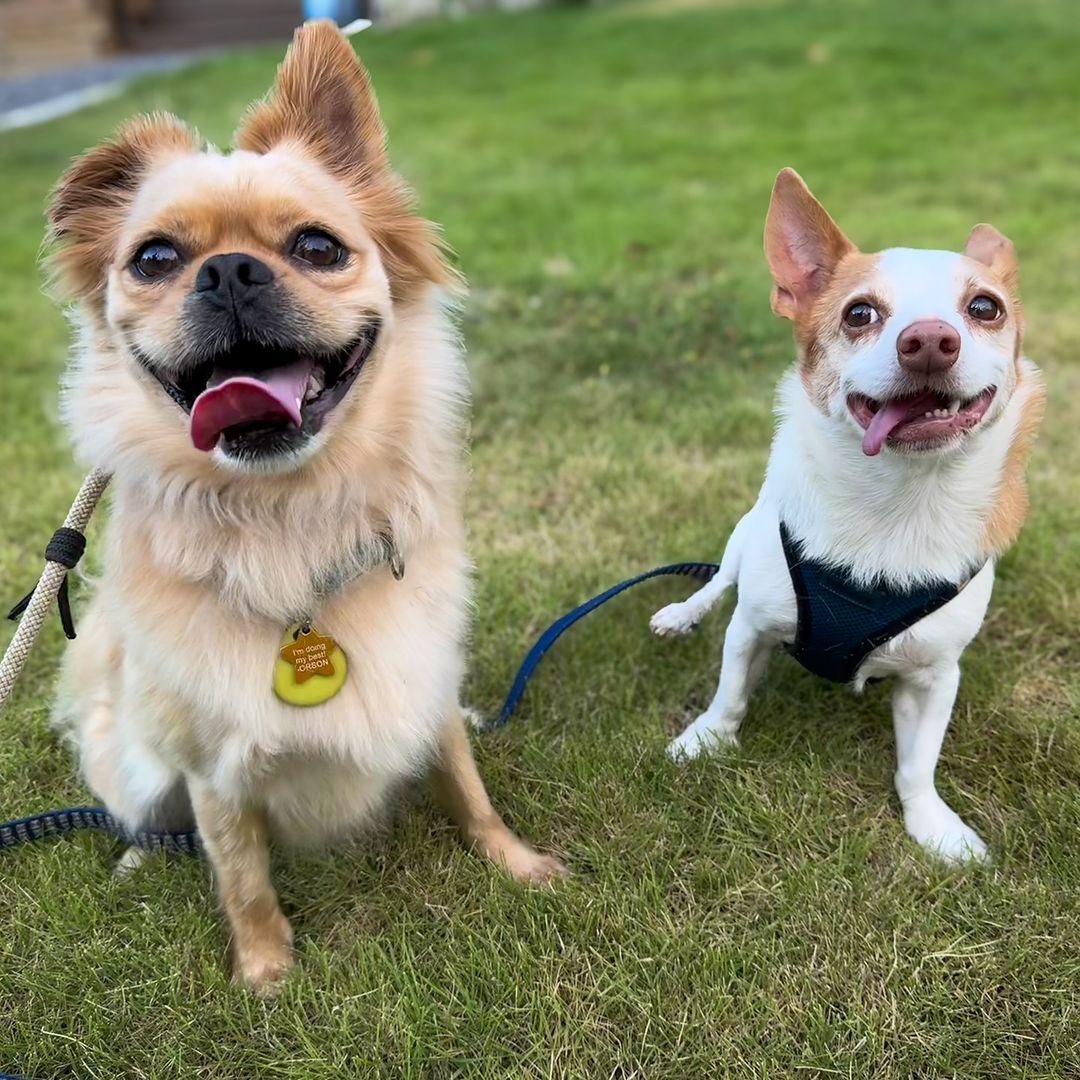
650, 602, 698, 637
462, 706, 487, 732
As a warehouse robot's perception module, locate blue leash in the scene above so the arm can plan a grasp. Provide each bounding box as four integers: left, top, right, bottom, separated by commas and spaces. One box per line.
490, 560, 719, 729
0, 559, 718, 857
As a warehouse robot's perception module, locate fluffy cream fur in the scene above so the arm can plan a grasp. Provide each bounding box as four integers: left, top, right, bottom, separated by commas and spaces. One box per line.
48, 20, 564, 996
56, 299, 472, 842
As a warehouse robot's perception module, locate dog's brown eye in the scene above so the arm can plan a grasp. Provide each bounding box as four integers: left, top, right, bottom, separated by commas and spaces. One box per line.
843, 302, 880, 328
132, 240, 182, 280
292, 230, 345, 269
968, 295, 1001, 322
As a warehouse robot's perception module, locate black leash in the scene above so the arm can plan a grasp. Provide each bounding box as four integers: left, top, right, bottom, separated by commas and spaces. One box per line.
0, 806, 200, 856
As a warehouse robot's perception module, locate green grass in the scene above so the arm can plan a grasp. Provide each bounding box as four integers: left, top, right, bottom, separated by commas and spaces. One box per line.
2, 0, 1079, 1075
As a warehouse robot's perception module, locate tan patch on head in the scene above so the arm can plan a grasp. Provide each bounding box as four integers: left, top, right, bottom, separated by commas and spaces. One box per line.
234, 19, 456, 301
764, 168, 877, 412
794, 251, 883, 410
982, 366, 1046, 554
962, 222, 1026, 369
121, 155, 360, 258
964, 223, 1019, 295
47, 113, 199, 306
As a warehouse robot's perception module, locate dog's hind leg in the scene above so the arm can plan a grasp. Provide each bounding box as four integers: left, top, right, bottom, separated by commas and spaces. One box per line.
54, 604, 192, 841
429, 709, 568, 886
649, 511, 750, 637
667, 603, 771, 761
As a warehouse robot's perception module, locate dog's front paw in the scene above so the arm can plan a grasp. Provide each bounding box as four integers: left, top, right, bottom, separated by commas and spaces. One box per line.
461, 706, 487, 732
650, 602, 699, 637
667, 719, 738, 762
506, 848, 569, 887
903, 794, 989, 864
232, 911, 295, 997
481, 828, 569, 887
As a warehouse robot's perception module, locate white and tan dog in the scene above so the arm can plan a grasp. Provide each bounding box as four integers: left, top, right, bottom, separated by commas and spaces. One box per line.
48, 21, 563, 995
651, 169, 1044, 862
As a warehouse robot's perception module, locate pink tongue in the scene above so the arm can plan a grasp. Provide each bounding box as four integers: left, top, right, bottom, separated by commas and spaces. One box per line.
190, 359, 312, 452
861, 390, 940, 457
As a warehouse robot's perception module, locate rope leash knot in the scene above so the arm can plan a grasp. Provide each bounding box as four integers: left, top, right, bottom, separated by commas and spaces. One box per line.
8, 525, 90, 640
0, 469, 110, 708
43, 526, 88, 569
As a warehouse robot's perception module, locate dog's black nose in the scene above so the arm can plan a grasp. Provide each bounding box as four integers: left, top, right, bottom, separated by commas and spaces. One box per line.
195, 253, 274, 305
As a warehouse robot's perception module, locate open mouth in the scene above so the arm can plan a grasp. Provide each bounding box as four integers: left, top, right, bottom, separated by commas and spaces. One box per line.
141, 320, 381, 457
848, 386, 996, 457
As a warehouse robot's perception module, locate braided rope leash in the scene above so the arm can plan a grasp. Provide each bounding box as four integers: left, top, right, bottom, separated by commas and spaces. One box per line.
0, 806, 200, 856
0, 468, 110, 709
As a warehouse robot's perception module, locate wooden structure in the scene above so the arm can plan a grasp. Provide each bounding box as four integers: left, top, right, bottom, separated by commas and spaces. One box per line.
116, 0, 303, 54
0, 0, 305, 75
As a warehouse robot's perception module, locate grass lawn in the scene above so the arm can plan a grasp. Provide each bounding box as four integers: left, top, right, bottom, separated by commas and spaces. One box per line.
2, 0, 1079, 1075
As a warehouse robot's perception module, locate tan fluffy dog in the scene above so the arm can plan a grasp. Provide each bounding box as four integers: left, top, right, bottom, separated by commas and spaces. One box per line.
47, 21, 565, 995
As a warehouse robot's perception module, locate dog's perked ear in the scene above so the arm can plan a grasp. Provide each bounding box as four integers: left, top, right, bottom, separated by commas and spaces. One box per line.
235, 19, 456, 300
47, 113, 198, 304
234, 19, 387, 180
764, 168, 856, 321
964, 223, 1019, 293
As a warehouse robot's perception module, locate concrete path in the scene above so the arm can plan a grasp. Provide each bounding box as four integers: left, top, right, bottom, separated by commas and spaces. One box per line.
0, 52, 204, 131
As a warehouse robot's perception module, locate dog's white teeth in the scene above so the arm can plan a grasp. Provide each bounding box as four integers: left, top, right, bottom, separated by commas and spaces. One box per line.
948, 400, 960, 415
303, 372, 326, 404
924, 411, 934, 419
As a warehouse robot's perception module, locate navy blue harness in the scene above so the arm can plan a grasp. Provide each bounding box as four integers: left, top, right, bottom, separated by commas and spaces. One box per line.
779, 522, 970, 684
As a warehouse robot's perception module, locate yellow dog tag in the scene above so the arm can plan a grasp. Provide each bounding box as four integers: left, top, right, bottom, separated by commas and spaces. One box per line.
273, 624, 347, 707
